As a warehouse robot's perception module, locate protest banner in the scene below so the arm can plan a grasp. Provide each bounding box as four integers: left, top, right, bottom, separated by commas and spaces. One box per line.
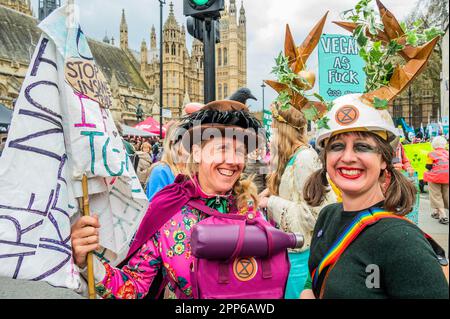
263, 109, 273, 141
318, 34, 366, 101
403, 142, 434, 180
0, 4, 147, 290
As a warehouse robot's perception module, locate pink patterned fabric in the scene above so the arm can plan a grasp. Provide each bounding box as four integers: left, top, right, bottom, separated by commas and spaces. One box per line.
95, 199, 248, 299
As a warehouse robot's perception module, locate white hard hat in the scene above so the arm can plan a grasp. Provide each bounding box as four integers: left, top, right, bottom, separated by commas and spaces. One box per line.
316, 93, 398, 147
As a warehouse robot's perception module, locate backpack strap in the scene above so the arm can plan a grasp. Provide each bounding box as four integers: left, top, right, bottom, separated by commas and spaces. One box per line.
188, 199, 247, 220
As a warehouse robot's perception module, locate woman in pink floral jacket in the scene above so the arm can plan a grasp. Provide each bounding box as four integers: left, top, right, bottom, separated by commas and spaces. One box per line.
71, 100, 266, 299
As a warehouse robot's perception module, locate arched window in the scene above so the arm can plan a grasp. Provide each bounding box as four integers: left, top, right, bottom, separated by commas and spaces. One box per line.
171, 43, 176, 56
218, 48, 222, 66
218, 84, 222, 99
224, 83, 228, 98
223, 48, 228, 66
165, 43, 170, 54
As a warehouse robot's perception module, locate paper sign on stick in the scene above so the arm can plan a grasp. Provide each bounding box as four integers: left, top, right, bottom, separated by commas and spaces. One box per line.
0, 4, 147, 289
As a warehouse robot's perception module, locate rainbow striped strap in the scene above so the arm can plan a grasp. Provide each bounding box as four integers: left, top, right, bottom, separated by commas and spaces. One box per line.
311, 208, 404, 291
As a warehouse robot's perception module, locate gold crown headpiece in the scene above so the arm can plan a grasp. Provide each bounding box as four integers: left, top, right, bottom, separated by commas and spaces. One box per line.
264, 13, 330, 125
334, 0, 440, 105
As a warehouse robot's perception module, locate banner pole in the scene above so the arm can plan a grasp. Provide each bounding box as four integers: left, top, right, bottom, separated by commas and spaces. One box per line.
81, 174, 96, 299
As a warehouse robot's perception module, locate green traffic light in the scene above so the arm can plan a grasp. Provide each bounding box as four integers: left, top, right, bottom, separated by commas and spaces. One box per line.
191, 0, 209, 5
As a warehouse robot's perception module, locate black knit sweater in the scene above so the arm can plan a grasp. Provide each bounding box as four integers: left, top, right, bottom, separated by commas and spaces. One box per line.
307, 202, 449, 299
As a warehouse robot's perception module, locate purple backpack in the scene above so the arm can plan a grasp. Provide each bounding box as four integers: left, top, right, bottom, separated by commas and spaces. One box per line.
188, 200, 292, 299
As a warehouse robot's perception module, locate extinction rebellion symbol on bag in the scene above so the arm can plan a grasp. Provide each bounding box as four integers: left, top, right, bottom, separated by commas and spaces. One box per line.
233, 257, 258, 281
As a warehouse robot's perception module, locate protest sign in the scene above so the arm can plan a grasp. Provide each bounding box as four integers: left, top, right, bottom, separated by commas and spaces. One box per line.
0, 4, 147, 289
263, 109, 273, 141
403, 142, 434, 180
318, 34, 366, 101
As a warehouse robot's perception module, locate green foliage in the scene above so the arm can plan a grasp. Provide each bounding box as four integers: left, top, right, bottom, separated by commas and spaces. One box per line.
270, 52, 331, 124
401, 20, 444, 46
271, 52, 317, 112
303, 106, 319, 121
277, 91, 292, 111
342, 0, 444, 93
272, 53, 297, 85
316, 116, 331, 130
313, 93, 334, 111
373, 97, 389, 109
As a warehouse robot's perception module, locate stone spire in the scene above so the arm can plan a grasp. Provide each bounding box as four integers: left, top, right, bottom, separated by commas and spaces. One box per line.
229, 0, 237, 17
151, 25, 157, 50
120, 9, 128, 49
239, 1, 246, 26
141, 39, 148, 65
103, 31, 110, 44
164, 1, 178, 30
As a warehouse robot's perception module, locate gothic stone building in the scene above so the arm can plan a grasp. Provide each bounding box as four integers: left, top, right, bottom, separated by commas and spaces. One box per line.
123, 0, 247, 119
0, 0, 247, 125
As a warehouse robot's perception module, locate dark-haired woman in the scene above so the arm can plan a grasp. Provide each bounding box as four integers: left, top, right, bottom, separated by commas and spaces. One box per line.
300, 93, 449, 299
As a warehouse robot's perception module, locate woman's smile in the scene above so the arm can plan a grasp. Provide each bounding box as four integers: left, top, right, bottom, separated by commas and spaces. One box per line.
217, 167, 237, 177
327, 133, 386, 197
337, 167, 364, 179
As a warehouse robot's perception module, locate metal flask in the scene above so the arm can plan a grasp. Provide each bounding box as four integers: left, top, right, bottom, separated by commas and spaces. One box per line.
191, 224, 304, 259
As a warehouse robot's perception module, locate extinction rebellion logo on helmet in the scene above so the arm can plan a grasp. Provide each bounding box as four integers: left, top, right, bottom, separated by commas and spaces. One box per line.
233, 257, 258, 282
335, 105, 360, 126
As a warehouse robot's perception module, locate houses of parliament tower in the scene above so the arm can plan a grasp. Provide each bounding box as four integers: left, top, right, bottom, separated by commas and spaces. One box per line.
118, 0, 248, 119
0, 0, 247, 123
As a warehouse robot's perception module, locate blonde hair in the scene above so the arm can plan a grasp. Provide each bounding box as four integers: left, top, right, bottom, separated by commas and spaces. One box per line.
148, 124, 185, 177
267, 108, 307, 195
140, 142, 151, 152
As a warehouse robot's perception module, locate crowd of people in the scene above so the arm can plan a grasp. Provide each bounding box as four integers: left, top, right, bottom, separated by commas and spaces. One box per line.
68, 3, 448, 299
71, 93, 449, 299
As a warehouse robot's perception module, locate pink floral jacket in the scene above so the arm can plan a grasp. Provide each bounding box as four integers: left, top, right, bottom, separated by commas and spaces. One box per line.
93, 197, 247, 299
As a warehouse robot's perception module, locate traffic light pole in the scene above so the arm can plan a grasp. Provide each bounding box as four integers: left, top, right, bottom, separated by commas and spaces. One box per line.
159, 0, 165, 139
203, 17, 216, 103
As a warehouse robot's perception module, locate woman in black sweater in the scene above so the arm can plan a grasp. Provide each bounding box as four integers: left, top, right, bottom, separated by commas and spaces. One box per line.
298, 98, 449, 298
297, 0, 448, 299
299, 95, 449, 298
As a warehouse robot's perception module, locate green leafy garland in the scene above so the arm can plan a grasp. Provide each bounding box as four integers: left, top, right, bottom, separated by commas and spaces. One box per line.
271, 53, 333, 129
342, 0, 443, 110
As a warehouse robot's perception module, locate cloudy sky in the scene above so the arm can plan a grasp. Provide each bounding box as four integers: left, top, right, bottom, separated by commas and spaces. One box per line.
31, 0, 421, 111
